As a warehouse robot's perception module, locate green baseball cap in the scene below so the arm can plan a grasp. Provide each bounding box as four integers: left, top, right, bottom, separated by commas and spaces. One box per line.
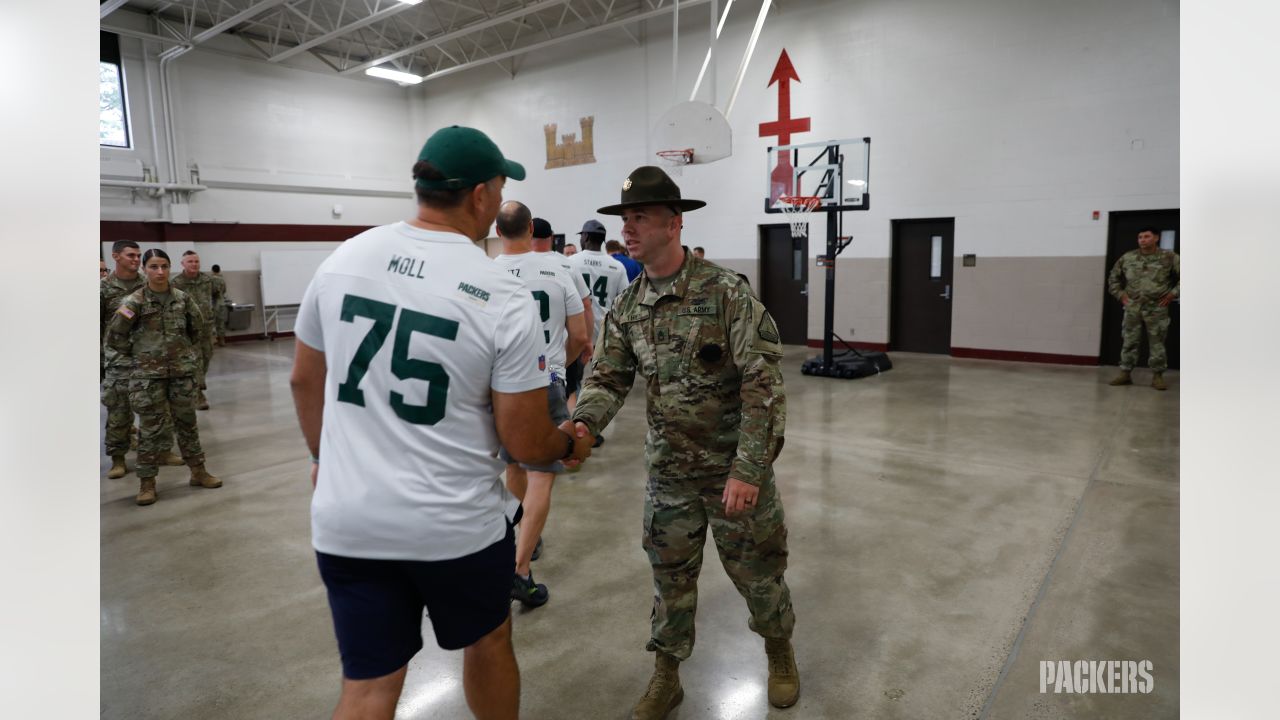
415, 125, 526, 190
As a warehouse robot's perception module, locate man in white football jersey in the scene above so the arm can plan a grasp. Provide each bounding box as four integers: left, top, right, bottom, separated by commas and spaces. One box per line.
570, 218, 628, 345
290, 126, 593, 720
531, 218, 593, 411
569, 219, 629, 448
492, 201, 589, 607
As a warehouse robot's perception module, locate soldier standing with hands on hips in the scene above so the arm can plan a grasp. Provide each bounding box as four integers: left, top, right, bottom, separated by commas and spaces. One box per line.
1107, 227, 1180, 390
571, 166, 799, 720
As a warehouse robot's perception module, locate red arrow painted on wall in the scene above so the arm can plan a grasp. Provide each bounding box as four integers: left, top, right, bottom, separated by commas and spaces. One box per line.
759, 49, 811, 203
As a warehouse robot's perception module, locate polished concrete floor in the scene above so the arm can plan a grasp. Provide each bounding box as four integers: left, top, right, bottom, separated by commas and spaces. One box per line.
101, 341, 1179, 719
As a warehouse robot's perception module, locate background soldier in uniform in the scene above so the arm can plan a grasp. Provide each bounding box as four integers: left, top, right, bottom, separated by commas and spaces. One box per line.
1107, 227, 1180, 390
210, 264, 229, 346
107, 249, 221, 505
171, 250, 220, 408
571, 166, 798, 720
101, 240, 183, 478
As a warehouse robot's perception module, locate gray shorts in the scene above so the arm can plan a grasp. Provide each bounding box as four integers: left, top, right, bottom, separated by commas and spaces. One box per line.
499, 378, 569, 473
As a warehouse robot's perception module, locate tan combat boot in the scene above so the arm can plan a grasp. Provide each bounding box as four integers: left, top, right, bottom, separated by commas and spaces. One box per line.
1109, 370, 1132, 386
189, 464, 223, 489
136, 478, 157, 506
766, 638, 801, 708
107, 455, 128, 479
631, 652, 683, 720
163, 452, 185, 466
1152, 372, 1167, 391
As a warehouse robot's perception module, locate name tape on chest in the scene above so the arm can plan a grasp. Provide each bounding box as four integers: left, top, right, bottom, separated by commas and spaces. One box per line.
677, 304, 717, 317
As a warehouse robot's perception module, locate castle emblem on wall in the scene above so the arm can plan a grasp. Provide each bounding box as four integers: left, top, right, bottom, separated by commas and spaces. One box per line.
544, 117, 596, 169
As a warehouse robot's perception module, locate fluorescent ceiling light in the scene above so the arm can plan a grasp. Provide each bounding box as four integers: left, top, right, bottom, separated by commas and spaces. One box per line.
848, 179, 866, 186
366, 67, 423, 85
394, 0, 423, 5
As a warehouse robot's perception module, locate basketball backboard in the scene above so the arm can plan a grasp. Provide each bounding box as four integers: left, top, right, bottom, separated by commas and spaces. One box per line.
765, 137, 870, 213
653, 100, 733, 165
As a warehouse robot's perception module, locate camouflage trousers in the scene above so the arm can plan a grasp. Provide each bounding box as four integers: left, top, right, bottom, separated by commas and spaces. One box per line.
1120, 303, 1171, 372
642, 472, 795, 661
199, 347, 213, 389
100, 375, 135, 457
130, 377, 204, 478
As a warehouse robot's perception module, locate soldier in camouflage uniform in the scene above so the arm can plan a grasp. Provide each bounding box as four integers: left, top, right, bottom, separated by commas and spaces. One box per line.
106, 249, 222, 506
101, 240, 185, 479
571, 167, 798, 720
209, 264, 229, 346
170, 250, 221, 408
1107, 227, 1180, 390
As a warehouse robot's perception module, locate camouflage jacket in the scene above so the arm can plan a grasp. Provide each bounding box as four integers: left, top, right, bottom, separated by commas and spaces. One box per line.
170, 270, 221, 319
572, 251, 786, 487
106, 287, 210, 379
101, 272, 145, 375
210, 274, 229, 304
1108, 249, 1180, 304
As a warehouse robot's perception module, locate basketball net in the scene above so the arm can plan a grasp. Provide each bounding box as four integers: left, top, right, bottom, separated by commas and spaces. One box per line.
656, 148, 693, 177
775, 195, 822, 238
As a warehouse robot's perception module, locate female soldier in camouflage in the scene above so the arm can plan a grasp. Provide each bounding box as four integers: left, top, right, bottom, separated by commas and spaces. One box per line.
106, 249, 221, 505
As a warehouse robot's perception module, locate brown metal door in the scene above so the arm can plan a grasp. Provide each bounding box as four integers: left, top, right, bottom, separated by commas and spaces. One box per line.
891, 218, 955, 354
1100, 210, 1180, 369
758, 224, 809, 345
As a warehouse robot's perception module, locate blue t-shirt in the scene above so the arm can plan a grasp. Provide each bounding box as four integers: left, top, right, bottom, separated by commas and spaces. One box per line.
611, 253, 642, 283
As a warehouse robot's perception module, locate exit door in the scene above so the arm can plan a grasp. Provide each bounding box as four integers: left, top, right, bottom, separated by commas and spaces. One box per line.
758, 224, 809, 345
1099, 210, 1180, 369
890, 218, 955, 354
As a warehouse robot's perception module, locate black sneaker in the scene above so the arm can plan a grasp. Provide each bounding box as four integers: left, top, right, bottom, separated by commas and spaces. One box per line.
593, 434, 605, 448
512, 572, 549, 607
531, 537, 544, 562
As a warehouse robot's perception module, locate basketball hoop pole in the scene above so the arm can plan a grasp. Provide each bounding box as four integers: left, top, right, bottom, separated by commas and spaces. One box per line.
817, 201, 857, 372
822, 203, 837, 371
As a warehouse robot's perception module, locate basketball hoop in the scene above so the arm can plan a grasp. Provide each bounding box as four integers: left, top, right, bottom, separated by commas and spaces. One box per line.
775, 195, 822, 238
656, 148, 694, 176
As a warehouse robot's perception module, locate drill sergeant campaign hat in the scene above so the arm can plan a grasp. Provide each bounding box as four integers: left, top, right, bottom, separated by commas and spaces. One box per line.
415, 126, 526, 190
596, 165, 706, 215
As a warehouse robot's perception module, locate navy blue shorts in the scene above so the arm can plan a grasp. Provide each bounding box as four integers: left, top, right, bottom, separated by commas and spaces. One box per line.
315, 524, 515, 680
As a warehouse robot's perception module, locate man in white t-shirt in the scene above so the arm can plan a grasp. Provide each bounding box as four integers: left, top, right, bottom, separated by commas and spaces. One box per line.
290, 125, 593, 720
532, 219, 592, 412
569, 219, 629, 448
492, 201, 588, 607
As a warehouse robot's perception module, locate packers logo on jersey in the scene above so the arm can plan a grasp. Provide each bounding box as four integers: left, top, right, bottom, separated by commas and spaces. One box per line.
456, 282, 491, 305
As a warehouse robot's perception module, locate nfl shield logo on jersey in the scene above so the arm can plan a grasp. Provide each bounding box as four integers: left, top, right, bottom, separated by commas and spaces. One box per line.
538, 355, 546, 371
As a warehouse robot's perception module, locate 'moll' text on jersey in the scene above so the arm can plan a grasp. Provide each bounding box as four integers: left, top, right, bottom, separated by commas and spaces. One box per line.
387, 254, 428, 279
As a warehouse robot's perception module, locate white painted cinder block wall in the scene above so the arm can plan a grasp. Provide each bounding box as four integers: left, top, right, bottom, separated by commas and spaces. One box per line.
100, 0, 1178, 353
403, 0, 1178, 260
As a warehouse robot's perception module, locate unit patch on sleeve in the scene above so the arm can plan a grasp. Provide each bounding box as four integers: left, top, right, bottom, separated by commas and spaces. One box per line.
757, 314, 780, 343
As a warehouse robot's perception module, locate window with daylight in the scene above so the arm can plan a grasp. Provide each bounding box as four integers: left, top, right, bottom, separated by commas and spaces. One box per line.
100, 32, 130, 148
